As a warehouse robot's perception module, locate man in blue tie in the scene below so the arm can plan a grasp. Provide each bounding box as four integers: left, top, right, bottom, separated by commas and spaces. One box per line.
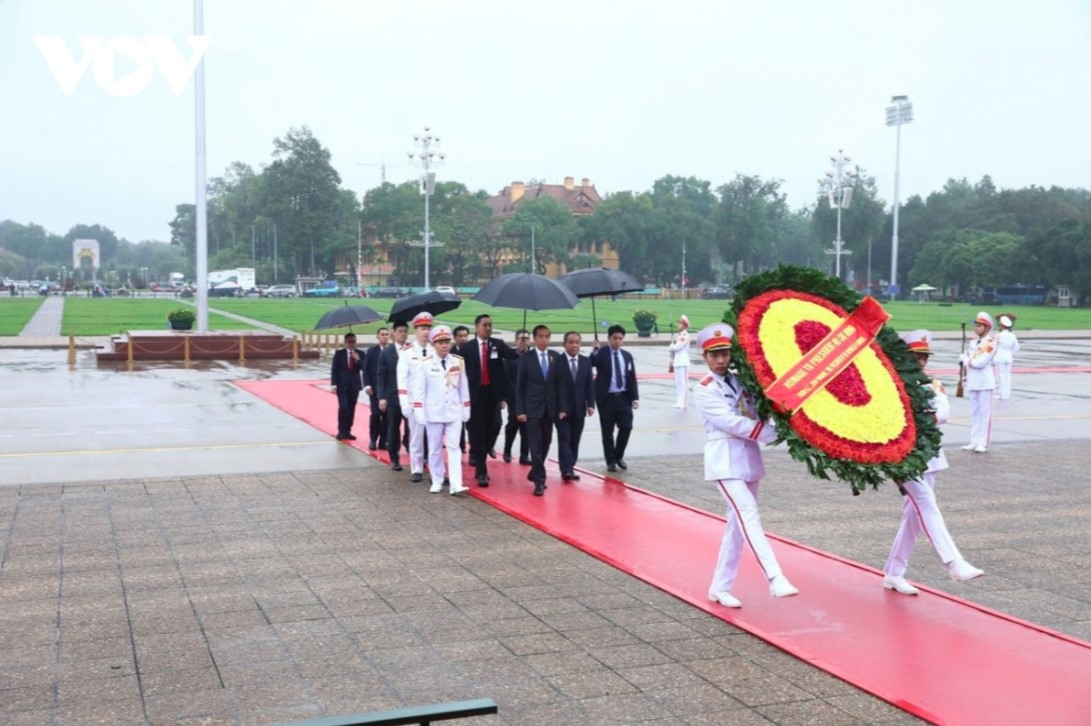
592, 325, 640, 473
515, 324, 564, 496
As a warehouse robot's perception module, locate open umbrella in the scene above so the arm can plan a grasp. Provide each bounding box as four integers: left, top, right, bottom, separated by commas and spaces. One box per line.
560, 267, 644, 340
473, 273, 579, 330
388, 289, 461, 324
315, 303, 384, 331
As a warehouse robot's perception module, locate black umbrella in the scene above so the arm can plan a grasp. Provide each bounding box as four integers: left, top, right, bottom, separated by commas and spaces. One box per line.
560, 267, 644, 340
388, 289, 461, 324
314, 303, 384, 331
473, 273, 579, 330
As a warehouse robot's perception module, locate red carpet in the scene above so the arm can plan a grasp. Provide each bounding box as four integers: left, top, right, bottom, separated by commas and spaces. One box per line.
238, 378, 1091, 726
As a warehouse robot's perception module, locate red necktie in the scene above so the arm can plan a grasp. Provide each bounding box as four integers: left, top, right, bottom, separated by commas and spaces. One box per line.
348, 351, 354, 370
481, 341, 490, 385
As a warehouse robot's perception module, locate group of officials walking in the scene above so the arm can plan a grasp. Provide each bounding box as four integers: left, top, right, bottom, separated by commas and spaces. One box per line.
332, 312, 642, 496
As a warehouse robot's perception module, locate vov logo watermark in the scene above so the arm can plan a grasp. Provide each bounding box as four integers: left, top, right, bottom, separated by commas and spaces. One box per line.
34, 35, 211, 97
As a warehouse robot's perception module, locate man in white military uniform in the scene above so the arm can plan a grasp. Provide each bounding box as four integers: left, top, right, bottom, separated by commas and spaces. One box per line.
667, 314, 691, 408
411, 325, 471, 495
959, 311, 997, 453
692, 323, 798, 608
883, 330, 984, 595
397, 312, 434, 481
994, 313, 1020, 400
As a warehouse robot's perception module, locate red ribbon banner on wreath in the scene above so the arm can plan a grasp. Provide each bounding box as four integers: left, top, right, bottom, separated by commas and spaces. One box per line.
763, 296, 890, 414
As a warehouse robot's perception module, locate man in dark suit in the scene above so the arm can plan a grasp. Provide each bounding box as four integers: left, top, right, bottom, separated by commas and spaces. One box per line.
330, 332, 363, 441
456, 314, 519, 486
502, 329, 531, 465
377, 321, 410, 471
361, 327, 390, 450
516, 325, 565, 496
556, 331, 595, 481
592, 324, 640, 472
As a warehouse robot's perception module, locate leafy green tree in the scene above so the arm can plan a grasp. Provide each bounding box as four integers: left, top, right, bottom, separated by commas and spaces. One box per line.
500, 197, 578, 274
430, 185, 492, 286
715, 174, 795, 278
1024, 219, 1091, 302
579, 191, 656, 280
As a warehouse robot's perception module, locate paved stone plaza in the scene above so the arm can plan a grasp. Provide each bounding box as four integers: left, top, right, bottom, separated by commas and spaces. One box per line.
1, 339, 1089, 724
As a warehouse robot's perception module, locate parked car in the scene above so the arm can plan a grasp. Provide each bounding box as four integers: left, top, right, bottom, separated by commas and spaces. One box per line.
702, 286, 732, 299
303, 282, 340, 298
433, 286, 457, 296
263, 284, 297, 298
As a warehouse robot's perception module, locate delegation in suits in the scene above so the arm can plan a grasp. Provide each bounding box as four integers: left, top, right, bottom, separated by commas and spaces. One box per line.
456, 314, 519, 485
515, 326, 565, 495
360, 328, 390, 449
592, 325, 640, 471
555, 332, 595, 480
330, 333, 363, 440
376, 322, 411, 469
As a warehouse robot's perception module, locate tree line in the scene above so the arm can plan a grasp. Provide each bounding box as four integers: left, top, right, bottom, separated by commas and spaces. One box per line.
4, 126, 1090, 303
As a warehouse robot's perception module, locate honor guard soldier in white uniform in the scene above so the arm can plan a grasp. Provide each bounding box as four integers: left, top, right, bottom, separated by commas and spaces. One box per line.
411, 325, 471, 495
397, 312, 434, 481
959, 311, 997, 453
883, 330, 984, 595
994, 313, 1020, 400
667, 314, 691, 408
693, 323, 798, 608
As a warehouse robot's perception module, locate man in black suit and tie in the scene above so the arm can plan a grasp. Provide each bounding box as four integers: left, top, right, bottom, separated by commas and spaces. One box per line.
592, 324, 640, 472
330, 332, 363, 441
377, 321, 410, 471
361, 327, 390, 450
516, 325, 565, 496
457, 314, 519, 486
502, 329, 531, 465
556, 331, 595, 481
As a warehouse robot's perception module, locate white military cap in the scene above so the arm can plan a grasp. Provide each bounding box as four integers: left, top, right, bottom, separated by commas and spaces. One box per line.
678, 314, 690, 327
901, 329, 932, 355
696, 323, 734, 352
973, 311, 994, 330
429, 325, 453, 343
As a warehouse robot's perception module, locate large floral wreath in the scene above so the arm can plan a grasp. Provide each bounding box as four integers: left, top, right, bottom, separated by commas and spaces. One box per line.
725, 265, 941, 493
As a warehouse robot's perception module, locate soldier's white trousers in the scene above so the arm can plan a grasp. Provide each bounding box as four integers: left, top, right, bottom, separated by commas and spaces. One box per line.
710, 479, 783, 595
405, 407, 427, 474
995, 362, 1014, 400
674, 365, 689, 408
425, 421, 464, 490
968, 389, 993, 448
884, 474, 962, 577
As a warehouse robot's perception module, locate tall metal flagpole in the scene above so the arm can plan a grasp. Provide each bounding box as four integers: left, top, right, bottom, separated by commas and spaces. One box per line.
193, 0, 209, 331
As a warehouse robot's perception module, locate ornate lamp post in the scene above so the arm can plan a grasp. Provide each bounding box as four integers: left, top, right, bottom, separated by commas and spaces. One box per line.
823, 149, 857, 281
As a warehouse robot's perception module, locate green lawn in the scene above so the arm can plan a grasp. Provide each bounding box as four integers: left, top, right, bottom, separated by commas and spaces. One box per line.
210, 296, 1091, 335
61, 298, 249, 335
0, 297, 46, 335
40, 295, 1091, 338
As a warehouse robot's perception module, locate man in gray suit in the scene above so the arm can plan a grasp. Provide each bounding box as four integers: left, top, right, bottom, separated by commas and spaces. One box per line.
556, 331, 595, 481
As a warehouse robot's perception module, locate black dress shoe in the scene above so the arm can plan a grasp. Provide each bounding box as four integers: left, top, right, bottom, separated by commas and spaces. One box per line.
468, 457, 477, 467
488, 449, 498, 459
391, 463, 403, 472
335, 434, 346, 441
616, 459, 628, 470
519, 457, 531, 466
607, 463, 618, 473
410, 473, 422, 483
477, 475, 490, 487
368, 440, 377, 450
503, 453, 512, 463
533, 483, 545, 496
562, 473, 580, 481
443, 479, 450, 487
345, 434, 357, 440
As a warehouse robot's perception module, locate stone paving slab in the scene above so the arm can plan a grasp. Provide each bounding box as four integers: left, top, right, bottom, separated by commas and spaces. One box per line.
3, 438, 1089, 724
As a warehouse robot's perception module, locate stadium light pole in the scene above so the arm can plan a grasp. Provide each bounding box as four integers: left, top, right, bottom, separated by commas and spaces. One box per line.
823, 149, 856, 281
886, 95, 913, 300
193, 0, 209, 330
408, 127, 445, 290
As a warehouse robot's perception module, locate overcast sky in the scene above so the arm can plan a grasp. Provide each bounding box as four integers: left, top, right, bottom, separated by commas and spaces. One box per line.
2, 0, 1090, 244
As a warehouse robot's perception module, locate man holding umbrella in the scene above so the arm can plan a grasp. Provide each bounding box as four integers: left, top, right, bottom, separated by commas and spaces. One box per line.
457, 314, 519, 486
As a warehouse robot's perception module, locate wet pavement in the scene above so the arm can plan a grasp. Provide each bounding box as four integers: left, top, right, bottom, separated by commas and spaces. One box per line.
1, 338, 1089, 724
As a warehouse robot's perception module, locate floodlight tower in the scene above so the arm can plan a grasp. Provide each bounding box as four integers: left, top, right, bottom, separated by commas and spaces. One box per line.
885, 95, 913, 299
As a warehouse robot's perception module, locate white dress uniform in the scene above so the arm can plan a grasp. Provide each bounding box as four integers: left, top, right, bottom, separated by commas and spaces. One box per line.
993, 317, 1020, 400
692, 323, 797, 608
668, 317, 691, 408
398, 335, 433, 477
884, 329, 983, 594
960, 311, 997, 452
411, 326, 471, 494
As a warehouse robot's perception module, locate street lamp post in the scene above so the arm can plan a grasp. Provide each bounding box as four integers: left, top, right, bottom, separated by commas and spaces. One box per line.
408, 127, 445, 290
61, 265, 66, 297
885, 95, 913, 300
823, 149, 856, 281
